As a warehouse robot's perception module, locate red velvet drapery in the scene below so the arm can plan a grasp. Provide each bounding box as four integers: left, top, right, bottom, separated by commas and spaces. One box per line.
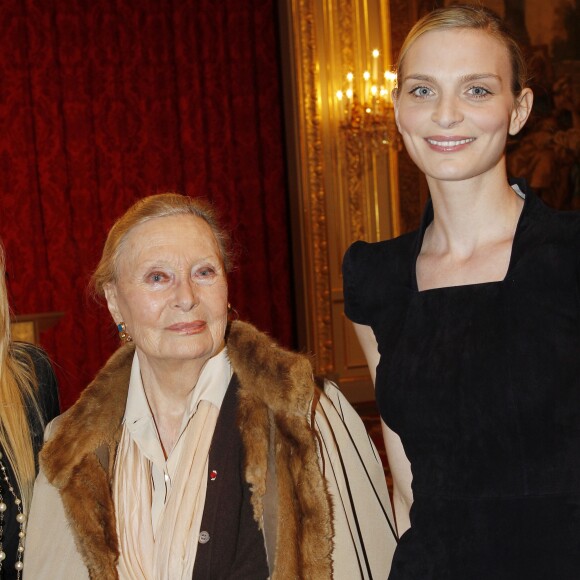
0, 0, 293, 409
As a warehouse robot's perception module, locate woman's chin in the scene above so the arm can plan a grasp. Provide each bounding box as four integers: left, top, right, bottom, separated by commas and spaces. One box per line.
139, 339, 216, 365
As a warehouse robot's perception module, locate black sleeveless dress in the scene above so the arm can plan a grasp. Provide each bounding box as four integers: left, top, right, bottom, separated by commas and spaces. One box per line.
343, 183, 580, 579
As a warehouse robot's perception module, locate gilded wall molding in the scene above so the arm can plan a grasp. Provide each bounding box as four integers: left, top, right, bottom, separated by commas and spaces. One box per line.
337, 0, 370, 243
295, 0, 335, 374
337, 0, 355, 70
337, 0, 400, 245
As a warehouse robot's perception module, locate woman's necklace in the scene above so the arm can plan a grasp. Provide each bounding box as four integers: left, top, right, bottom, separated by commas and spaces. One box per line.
0, 451, 26, 578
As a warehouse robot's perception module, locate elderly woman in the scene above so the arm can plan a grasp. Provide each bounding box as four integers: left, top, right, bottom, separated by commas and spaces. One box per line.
24, 193, 396, 579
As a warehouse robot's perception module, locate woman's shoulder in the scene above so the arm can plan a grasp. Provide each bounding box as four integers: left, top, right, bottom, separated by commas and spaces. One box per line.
343, 230, 419, 278
548, 206, 580, 237
525, 191, 580, 247
512, 190, 580, 291
342, 232, 419, 326
11, 342, 60, 422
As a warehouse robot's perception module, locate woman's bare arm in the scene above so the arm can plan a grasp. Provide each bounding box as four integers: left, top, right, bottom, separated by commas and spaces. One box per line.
353, 322, 414, 536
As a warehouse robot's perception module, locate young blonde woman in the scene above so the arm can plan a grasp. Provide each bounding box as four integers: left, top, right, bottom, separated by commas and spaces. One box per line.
0, 244, 59, 579
343, 5, 580, 578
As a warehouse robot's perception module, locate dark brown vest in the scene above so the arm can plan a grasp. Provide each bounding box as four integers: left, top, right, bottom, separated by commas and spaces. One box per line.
192, 374, 269, 579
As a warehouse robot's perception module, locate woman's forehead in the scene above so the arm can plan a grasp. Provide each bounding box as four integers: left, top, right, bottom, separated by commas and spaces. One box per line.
403, 28, 510, 76
117, 215, 220, 266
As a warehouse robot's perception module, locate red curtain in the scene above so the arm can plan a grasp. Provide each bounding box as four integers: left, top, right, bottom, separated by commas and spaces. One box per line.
0, 0, 293, 409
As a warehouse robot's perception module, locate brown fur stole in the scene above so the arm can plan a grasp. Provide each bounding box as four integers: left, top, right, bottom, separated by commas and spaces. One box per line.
40, 320, 333, 579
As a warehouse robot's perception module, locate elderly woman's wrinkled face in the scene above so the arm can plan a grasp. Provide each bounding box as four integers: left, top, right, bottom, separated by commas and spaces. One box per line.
105, 215, 228, 368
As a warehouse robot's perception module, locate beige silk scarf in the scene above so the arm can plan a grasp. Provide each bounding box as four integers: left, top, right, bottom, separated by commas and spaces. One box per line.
113, 400, 219, 580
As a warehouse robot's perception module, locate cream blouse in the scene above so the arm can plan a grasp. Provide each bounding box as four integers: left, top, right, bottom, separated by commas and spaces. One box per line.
120, 349, 232, 533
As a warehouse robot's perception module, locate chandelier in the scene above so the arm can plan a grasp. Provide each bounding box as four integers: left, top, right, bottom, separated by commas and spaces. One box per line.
336, 50, 401, 152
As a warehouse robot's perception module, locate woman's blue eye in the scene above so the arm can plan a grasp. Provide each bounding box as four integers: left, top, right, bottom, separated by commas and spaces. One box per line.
148, 272, 167, 283
468, 86, 491, 98
193, 264, 220, 285
410, 86, 433, 98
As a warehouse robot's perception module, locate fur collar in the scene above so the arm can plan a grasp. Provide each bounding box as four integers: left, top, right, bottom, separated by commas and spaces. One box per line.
40, 320, 332, 579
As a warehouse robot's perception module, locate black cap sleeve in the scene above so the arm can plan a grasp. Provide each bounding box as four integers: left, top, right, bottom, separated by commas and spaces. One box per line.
343, 241, 372, 326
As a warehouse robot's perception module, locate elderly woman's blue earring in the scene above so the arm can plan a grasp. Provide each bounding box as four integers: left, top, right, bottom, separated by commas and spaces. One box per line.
117, 322, 133, 343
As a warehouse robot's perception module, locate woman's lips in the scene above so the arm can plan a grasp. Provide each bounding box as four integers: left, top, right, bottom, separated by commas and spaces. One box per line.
166, 321, 207, 334
425, 136, 476, 152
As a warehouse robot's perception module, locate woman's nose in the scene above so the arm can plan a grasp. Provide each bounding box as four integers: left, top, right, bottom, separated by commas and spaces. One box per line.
173, 279, 199, 311
431, 95, 463, 128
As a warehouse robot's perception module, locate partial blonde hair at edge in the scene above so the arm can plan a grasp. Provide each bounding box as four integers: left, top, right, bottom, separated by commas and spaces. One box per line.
0, 245, 44, 510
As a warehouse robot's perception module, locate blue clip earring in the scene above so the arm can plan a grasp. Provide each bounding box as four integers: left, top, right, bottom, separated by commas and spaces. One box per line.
117, 322, 133, 343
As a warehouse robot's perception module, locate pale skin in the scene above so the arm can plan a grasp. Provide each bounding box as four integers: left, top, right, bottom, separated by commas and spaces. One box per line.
354, 28, 533, 536
105, 214, 229, 457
